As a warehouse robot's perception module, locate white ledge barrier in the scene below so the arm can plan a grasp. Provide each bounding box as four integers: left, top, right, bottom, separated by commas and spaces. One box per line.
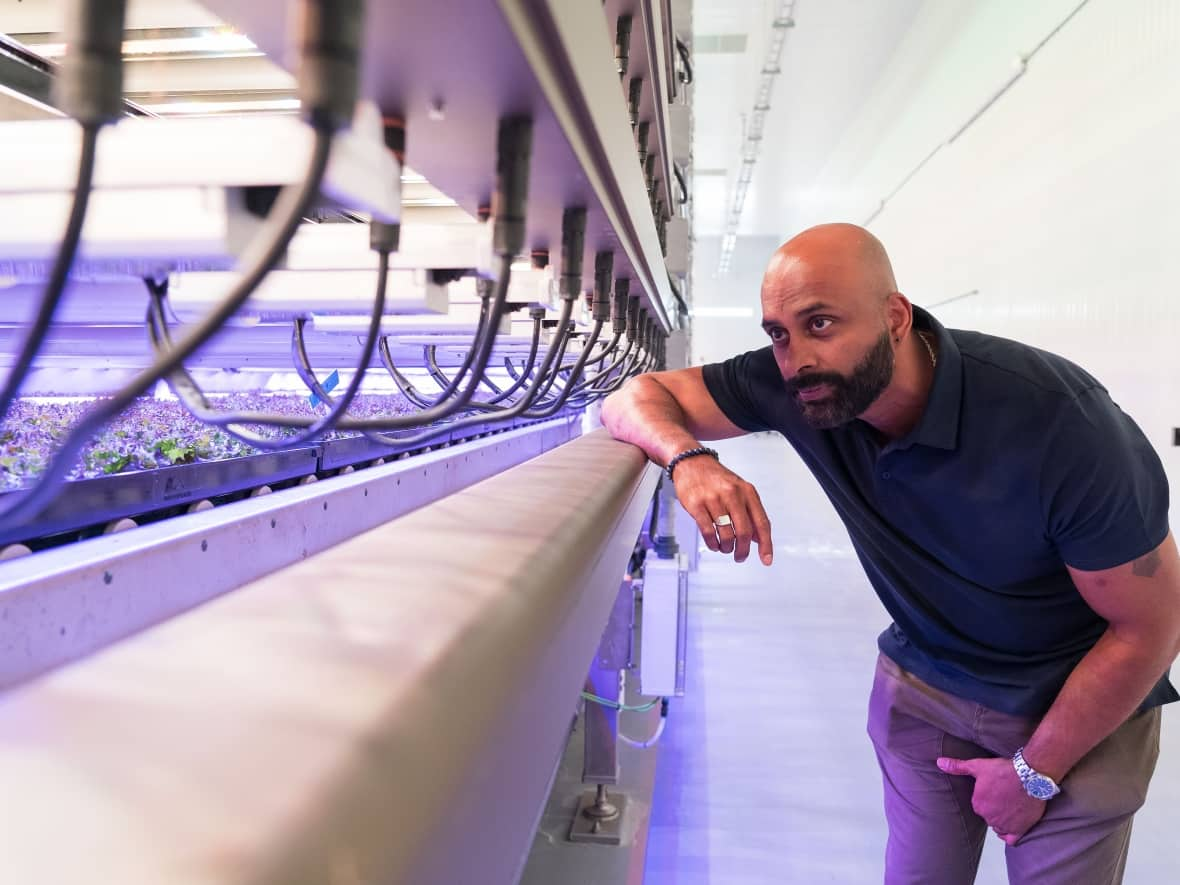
0, 429, 658, 885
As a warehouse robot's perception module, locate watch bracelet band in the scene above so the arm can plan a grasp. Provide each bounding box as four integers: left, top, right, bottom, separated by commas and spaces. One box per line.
665, 446, 718, 480
1013, 746, 1061, 799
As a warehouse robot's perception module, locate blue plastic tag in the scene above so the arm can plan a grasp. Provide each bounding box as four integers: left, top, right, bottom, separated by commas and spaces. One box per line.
309, 370, 340, 407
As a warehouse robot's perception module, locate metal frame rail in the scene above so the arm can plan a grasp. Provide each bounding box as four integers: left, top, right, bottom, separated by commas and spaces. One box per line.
0, 33, 152, 118
0, 429, 658, 885
0, 414, 580, 691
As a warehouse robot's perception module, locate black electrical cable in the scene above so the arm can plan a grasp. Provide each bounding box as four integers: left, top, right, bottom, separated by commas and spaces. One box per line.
502, 314, 553, 388
427, 308, 546, 406
291, 318, 340, 406
522, 328, 584, 409
563, 331, 626, 398
503, 356, 528, 383
381, 325, 524, 412
490, 305, 574, 412
667, 272, 689, 317
144, 243, 391, 451
363, 294, 577, 447
519, 203, 587, 409
584, 333, 648, 399
482, 312, 542, 404
417, 276, 499, 400
0, 0, 131, 422
378, 339, 436, 408
0, 128, 335, 527
524, 319, 576, 405
673, 162, 689, 206
475, 365, 505, 396
421, 280, 514, 403
0, 124, 99, 424
522, 318, 605, 418
676, 37, 694, 85
571, 332, 638, 397
635, 321, 658, 375
525, 310, 612, 410
573, 281, 632, 395
576, 299, 646, 399
424, 344, 505, 410
501, 323, 569, 403
648, 476, 661, 539
328, 253, 515, 431
366, 115, 533, 424
0, 0, 364, 526
573, 330, 622, 372
289, 308, 409, 449
424, 343, 475, 397
161, 251, 515, 436
411, 328, 486, 404
569, 340, 639, 403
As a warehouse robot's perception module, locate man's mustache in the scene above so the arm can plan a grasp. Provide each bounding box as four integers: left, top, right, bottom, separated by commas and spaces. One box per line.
784, 372, 846, 395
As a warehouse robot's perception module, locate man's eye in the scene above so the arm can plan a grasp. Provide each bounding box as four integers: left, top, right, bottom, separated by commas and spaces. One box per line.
768, 327, 787, 343
811, 317, 833, 332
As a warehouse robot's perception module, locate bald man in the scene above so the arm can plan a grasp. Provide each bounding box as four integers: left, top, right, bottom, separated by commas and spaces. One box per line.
602, 224, 1180, 885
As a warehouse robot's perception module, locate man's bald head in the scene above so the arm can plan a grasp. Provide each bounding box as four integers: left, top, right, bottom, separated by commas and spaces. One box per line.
762, 223, 897, 310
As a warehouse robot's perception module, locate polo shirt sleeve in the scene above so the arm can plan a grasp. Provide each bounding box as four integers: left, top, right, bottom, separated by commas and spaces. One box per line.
1041, 386, 1170, 571
699, 347, 781, 434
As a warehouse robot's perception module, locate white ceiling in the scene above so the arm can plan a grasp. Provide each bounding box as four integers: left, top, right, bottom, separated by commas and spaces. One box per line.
691, 0, 926, 239
0, 0, 223, 33
4, 0, 935, 242
0, 0, 295, 117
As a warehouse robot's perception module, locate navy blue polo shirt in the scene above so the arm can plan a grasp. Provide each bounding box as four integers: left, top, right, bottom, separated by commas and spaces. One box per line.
701, 306, 1176, 718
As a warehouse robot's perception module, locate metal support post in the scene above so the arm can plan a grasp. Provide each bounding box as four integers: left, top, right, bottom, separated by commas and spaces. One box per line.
570, 578, 636, 844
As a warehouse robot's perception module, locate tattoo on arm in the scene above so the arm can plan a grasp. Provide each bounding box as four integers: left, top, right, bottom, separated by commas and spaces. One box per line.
1132, 549, 1162, 578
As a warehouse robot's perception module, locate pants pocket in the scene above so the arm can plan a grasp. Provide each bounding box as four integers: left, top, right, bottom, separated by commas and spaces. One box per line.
1054, 707, 1162, 821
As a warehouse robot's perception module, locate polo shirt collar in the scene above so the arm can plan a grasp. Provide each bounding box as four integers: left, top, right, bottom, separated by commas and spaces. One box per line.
893, 306, 962, 452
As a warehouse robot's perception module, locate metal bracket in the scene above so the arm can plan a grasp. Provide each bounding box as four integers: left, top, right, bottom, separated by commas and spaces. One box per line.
581, 580, 636, 786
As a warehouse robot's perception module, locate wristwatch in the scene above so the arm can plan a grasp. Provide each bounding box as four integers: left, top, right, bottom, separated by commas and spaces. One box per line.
1012, 747, 1061, 800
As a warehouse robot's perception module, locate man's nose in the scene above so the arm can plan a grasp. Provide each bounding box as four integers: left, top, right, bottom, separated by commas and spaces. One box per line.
781, 345, 818, 379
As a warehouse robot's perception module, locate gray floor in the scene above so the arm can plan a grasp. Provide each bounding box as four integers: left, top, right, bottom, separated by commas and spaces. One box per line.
643, 433, 1179, 884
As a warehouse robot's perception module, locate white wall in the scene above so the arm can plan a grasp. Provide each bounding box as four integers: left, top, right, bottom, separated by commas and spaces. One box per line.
692, 0, 1180, 464
688, 235, 780, 366
763, 0, 1180, 489
881, 0, 1179, 489
683, 5, 1180, 877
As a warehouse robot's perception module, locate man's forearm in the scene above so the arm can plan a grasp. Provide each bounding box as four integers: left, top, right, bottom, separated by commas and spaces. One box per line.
1023, 626, 1176, 782
601, 377, 701, 467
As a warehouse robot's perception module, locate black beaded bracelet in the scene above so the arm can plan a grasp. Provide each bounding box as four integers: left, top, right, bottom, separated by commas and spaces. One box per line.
665, 446, 719, 480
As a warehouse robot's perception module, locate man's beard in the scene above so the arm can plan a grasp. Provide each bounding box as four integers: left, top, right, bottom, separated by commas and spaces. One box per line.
783, 331, 894, 429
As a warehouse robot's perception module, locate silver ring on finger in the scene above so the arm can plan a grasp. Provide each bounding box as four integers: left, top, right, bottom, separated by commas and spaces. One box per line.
714, 514, 733, 528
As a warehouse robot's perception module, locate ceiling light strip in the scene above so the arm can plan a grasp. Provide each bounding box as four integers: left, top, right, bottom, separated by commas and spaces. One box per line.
716, 0, 797, 277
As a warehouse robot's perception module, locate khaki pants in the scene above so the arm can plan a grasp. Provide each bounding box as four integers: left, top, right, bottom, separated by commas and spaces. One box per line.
867, 653, 1162, 885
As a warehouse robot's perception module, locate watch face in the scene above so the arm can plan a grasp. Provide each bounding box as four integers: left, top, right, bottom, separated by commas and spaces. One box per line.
1027, 774, 1058, 800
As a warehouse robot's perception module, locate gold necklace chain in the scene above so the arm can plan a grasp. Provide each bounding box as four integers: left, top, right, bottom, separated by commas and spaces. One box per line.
918, 331, 937, 369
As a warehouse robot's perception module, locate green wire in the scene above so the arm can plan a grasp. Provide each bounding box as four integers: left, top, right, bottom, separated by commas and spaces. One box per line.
581, 691, 661, 713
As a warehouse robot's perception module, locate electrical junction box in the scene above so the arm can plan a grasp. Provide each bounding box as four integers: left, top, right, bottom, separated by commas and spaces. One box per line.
640, 554, 688, 697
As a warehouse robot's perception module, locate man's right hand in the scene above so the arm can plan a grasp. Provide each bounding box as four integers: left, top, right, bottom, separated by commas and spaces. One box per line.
600, 369, 773, 565
671, 456, 774, 566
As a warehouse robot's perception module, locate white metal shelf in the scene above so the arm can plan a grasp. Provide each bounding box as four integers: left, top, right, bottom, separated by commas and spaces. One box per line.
199, 0, 677, 332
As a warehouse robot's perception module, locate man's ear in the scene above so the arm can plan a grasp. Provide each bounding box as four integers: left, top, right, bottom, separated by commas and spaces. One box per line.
885, 291, 914, 341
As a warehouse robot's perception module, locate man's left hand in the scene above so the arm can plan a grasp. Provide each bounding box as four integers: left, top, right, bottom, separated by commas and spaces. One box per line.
936, 755, 1048, 845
